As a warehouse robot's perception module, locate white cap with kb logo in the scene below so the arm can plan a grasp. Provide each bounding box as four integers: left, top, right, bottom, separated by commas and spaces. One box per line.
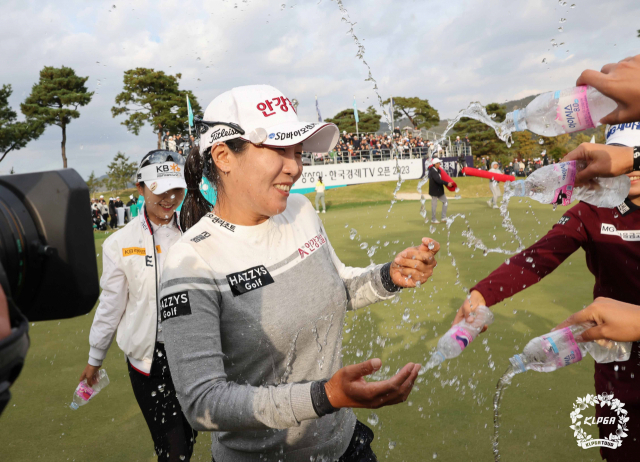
198, 85, 339, 155
136, 151, 187, 195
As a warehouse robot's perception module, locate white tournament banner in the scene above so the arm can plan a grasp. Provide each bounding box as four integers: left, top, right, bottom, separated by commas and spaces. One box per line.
292, 159, 425, 193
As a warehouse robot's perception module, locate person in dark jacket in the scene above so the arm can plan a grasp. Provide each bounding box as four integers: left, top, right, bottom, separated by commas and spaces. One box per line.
108, 198, 117, 229
428, 158, 452, 224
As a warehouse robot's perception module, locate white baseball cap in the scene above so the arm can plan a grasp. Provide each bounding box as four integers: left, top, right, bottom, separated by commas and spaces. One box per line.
432, 158, 442, 165
136, 150, 187, 195
197, 85, 339, 154
606, 122, 640, 147
99, 195, 103, 199
129, 195, 134, 200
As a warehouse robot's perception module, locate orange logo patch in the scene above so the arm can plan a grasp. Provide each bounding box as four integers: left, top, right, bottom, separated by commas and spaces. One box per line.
122, 247, 146, 257
170, 163, 181, 172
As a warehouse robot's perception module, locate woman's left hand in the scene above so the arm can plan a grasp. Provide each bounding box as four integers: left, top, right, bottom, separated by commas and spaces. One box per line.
390, 238, 439, 288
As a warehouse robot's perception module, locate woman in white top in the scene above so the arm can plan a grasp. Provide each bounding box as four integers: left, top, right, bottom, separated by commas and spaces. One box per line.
80, 151, 197, 461
487, 161, 502, 208
161, 85, 440, 462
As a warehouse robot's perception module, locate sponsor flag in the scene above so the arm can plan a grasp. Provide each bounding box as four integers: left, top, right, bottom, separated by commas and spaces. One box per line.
315, 95, 323, 122
187, 95, 194, 127
353, 96, 359, 123
389, 97, 395, 131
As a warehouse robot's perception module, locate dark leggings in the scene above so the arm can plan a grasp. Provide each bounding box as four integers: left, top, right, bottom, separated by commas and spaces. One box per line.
128, 343, 197, 462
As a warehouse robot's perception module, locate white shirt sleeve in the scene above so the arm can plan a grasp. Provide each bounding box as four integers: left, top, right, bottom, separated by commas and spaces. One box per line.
88, 242, 129, 366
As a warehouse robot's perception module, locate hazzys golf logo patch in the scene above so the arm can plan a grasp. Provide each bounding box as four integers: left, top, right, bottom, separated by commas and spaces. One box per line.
226, 265, 274, 297
160, 291, 191, 322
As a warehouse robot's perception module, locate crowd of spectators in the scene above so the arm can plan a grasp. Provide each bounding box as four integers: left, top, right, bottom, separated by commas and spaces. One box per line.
311, 128, 473, 164
477, 153, 554, 177
161, 131, 196, 154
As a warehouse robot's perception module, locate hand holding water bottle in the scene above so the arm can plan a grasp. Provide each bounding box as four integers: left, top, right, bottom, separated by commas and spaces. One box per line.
80, 364, 101, 387
554, 297, 640, 343
452, 290, 489, 332
577, 54, 640, 125
562, 143, 634, 186
70, 369, 110, 410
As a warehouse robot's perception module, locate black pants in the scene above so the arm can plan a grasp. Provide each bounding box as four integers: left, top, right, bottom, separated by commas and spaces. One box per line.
210, 420, 376, 462
109, 214, 117, 229
128, 343, 197, 462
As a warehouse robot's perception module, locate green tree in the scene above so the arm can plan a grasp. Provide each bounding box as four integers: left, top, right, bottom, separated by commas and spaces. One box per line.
452, 103, 510, 159
382, 96, 440, 129
86, 171, 103, 197
21, 66, 93, 168
112, 68, 202, 149
0, 84, 44, 163
325, 106, 381, 133
512, 132, 540, 160
105, 152, 137, 195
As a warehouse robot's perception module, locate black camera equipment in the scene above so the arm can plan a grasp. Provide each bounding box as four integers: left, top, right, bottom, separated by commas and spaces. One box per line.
0, 169, 100, 415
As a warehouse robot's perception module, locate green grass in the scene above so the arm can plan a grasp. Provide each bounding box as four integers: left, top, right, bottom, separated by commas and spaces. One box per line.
304, 176, 506, 210
1, 183, 602, 462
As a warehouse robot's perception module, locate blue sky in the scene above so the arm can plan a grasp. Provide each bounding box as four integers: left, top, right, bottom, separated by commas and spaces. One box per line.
1, 0, 639, 178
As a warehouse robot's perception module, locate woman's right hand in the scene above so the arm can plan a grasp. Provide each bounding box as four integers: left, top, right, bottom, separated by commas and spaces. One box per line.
451, 290, 488, 331
324, 358, 420, 409
80, 364, 101, 387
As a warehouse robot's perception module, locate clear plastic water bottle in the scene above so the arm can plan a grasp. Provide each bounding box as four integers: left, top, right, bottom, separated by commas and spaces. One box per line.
70, 369, 110, 410
509, 323, 631, 374
425, 305, 494, 370
504, 86, 617, 136
504, 161, 629, 208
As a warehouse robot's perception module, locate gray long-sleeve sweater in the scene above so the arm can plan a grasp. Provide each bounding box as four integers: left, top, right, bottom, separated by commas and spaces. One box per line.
159, 194, 398, 461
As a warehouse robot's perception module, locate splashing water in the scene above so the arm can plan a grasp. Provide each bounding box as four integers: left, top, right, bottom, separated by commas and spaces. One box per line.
493, 366, 518, 461
437, 102, 516, 148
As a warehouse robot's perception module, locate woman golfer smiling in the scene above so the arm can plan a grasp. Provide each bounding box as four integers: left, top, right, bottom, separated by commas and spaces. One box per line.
160, 85, 439, 461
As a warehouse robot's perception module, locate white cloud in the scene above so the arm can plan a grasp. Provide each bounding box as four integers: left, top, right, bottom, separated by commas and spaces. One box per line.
1, 0, 639, 177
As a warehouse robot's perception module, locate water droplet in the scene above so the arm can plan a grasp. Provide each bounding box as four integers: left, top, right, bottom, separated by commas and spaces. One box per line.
196, 57, 201, 61
428, 242, 435, 250
559, 18, 567, 23
538, 138, 544, 144
367, 412, 379, 426
614, 365, 619, 371
570, 3, 576, 8
505, 258, 510, 265
433, 453, 438, 459
558, 26, 563, 32
542, 58, 547, 64
356, 349, 363, 357
429, 225, 436, 234
360, 242, 368, 250
525, 257, 533, 263
389, 441, 396, 450
151, 391, 157, 397
281, 3, 286, 9
349, 228, 357, 240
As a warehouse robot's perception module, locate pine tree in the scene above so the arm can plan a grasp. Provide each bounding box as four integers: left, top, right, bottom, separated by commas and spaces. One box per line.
105, 152, 137, 195
325, 106, 381, 133
112, 68, 201, 149
0, 84, 44, 163
21, 66, 93, 168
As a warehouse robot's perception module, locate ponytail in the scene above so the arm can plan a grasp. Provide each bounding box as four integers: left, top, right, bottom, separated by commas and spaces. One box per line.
180, 140, 249, 231
181, 145, 213, 231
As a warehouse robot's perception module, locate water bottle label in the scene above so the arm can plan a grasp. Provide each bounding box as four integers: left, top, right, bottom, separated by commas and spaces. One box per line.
76, 382, 95, 402
451, 327, 473, 350
541, 327, 582, 368
552, 162, 577, 206
556, 86, 595, 133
